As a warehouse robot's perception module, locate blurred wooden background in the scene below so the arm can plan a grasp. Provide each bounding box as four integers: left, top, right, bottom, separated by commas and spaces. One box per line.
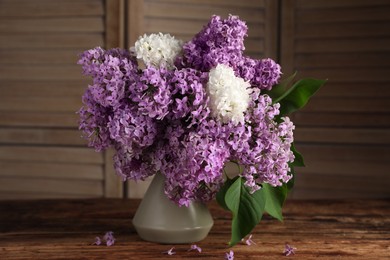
0, 0, 389, 200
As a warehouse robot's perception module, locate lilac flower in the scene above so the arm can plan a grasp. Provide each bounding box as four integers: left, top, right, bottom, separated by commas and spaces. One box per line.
78, 14, 293, 209
225, 250, 234, 260
92, 236, 102, 246
242, 234, 256, 246
188, 244, 202, 253
176, 15, 248, 72
163, 247, 176, 255
103, 231, 115, 247
284, 243, 296, 256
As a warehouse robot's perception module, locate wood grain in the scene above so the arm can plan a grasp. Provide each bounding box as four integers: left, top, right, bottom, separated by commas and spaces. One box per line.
0, 199, 388, 259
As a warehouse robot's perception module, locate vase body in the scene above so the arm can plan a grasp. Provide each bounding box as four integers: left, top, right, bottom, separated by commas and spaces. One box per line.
132, 173, 214, 244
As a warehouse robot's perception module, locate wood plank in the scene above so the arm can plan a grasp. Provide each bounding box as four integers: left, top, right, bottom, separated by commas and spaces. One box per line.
0, 34, 104, 49
144, 2, 265, 23
0, 65, 84, 80
295, 127, 390, 144
296, 21, 390, 39
0, 128, 86, 146
298, 160, 390, 177
0, 146, 103, 164
0, 112, 78, 128
294, 173, 389, 194
0, 18, 104, 33
280, 0, 295, 75
0, 199, 388, 258
244, 38, 264, 53
296, 0, 390, 9
0, 80, 87, 97
147, 0, 265, 8
292, 188, 388, 199
0, 96, 82, 113
298, 68, 390, 82
264, 0, 278, 59
0, 191, 100, 200
302, 97, 389, 113
0, 50, 85, 65
295, 53, 390, 69
127, 0, 144, 46
312, 82, 390, 98
0, 0, 104, 18
0, 161, 103, 180
295, 144, 390, 163
0, 177, 103, 196
144, 18, 263, 38
295, 38, 390, 53
104, 149, 123, 198
296, 6, 390, 24
293, 112, 390, 128
105, 0, 124, 49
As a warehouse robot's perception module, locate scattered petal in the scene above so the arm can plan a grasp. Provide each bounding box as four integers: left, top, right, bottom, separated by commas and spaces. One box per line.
187, 244, 202, 253
225, 250, 234, 260
242, 234, 256, 246
92, 236, 102, 246
103, 231, 116, 246
283, 243, 296, 256
163, 247, 176, 255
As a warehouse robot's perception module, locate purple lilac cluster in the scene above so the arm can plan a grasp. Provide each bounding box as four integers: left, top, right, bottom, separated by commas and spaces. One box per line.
78, 15, 293, 207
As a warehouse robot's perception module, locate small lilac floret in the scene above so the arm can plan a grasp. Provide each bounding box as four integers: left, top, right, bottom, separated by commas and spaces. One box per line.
284, 243, 296, 256
188, 244, 202, 253
225, 250, 234, 260
103, 231, 115, 247
163, 247, 176, 255
92, 236, 102, 246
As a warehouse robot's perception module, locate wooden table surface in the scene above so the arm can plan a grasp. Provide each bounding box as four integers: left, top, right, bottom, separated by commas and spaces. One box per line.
0, 199, 389, 259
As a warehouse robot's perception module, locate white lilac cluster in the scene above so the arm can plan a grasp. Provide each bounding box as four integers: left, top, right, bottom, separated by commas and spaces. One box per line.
207, 64, 251, 125
133, 32, 182, 69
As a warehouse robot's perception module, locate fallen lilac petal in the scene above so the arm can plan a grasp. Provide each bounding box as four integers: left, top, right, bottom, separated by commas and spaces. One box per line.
103, 231, 116, 246
283, 243, 296, 256
225, 250, 234, 260
163, 247, 176, 255
187, 244, 202, 253
245, 234, 256, 246
92, 236, 102, 245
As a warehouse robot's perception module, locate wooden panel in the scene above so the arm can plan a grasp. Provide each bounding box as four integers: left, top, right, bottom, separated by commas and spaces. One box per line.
0, 0, 122, 200
0, 50, 83, 65
0, 146, 103, 164
0, 96, 81, 112
0, 112, 78, 128
295, 128, 390, 144
283, 0, 390, 199
0, 128, 85, 146
0, 178, 103, 196
0, 0, 104, 18
0, 18, 104, 33
0, 34, 104, 49
0, 80, 86, 97
293, 112, 390, 128
0, 162, 103, 180
144, 2, 265, 23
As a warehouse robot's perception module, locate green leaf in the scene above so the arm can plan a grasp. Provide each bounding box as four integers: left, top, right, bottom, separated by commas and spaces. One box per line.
224, 177, 266, 246
265, 72, 297, 100
286, 167, 295, 191
262, 183, 288, 221
276, 78, 327, 116
291, 143, 305, 167
216, 176, 238, 211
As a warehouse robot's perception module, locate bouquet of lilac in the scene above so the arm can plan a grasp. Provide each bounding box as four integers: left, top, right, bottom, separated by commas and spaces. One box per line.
78, 15, 325, 246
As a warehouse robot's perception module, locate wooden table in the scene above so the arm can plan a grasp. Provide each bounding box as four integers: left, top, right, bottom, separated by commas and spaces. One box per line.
0, 199, 389, 259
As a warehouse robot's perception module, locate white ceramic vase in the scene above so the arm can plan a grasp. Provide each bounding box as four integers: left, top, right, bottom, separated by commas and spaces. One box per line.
132, 173, 214, 244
